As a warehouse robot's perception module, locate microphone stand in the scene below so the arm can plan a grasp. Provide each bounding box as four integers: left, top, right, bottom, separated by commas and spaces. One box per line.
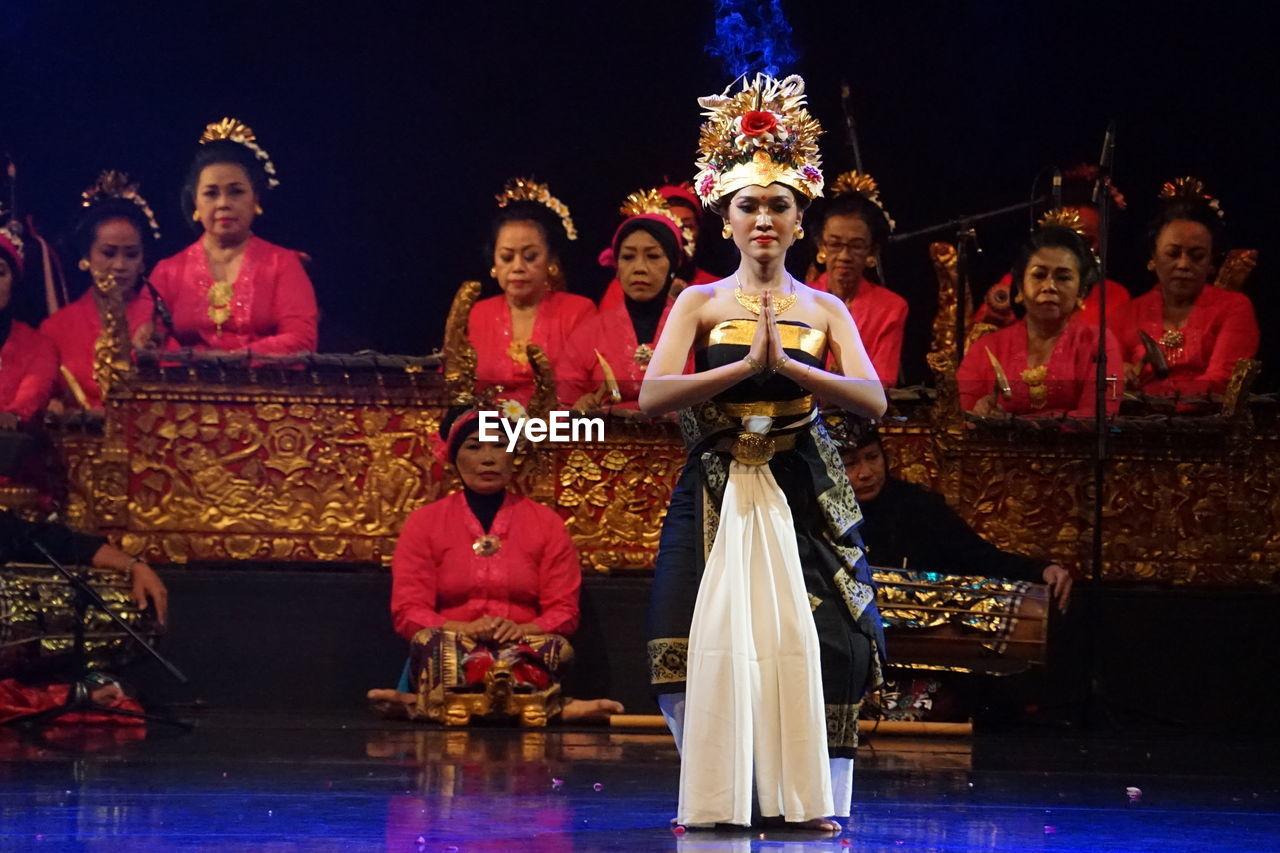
5, 542, 193, 734
838, 80, 890, 290
890, 195, 1050, 365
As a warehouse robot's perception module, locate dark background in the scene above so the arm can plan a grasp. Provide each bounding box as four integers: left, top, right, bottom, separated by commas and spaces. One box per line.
2, 1, 1275, 388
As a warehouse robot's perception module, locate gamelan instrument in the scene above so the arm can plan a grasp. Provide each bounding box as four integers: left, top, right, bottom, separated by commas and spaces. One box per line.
0, 563, 160, 679
872, 568, 1049, 675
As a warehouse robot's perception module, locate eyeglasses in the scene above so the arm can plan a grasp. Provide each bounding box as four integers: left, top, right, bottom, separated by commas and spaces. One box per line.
820, 239, 871, 256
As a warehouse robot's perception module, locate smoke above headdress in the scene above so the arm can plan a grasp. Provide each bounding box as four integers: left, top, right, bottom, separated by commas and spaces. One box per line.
707, 0, 799, 78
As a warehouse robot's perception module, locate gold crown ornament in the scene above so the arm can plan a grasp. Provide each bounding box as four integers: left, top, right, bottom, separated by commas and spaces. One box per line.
1159, 176, 1224, 219
199, 117, 280, 189
0, 218, 24, 263
692, 73, 824, 206
81, 170, 162, 240
1037, 206, 1089, 238
495, 178, 578, 240
829, 170, 896, 232
618, 188, 695, 257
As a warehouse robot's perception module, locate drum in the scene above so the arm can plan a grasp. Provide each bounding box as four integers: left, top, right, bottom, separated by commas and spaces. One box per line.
0, 563, 159, 679
872, 568, 1049, 676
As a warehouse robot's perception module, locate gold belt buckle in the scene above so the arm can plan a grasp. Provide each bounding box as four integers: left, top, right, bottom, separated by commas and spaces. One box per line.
731, 432, 775, 466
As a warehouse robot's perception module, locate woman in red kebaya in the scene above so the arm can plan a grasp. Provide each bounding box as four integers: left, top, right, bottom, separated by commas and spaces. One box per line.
41, 172, 163, 411
974, 165, 1132, 336
149, 118, 318, 354
807, 172, 907, 386
558, 211, 685, 410
0, 220, 57, 427
958, 223, 1123, 417
598, 184, 718, 309
1120, 178, 1258, 397
387, 409, 583, 717
468, 179, 595, 407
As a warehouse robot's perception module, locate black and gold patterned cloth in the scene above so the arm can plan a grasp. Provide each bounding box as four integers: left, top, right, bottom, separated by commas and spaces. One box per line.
645, 319, 883, 758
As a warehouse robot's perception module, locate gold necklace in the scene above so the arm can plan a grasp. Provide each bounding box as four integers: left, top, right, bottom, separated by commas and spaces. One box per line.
734, 273, 798, 315
208, 279, 235, 334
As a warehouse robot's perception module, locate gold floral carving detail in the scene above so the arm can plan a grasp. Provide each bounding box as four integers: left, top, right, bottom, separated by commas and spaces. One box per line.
826, 702, 862, 750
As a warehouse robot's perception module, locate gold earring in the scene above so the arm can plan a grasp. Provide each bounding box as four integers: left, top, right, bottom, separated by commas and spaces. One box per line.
816, 247, 828, 264
865, 255, 877, 268
794, 224, 805, 240
192, 210, 200, 222
1013, 290, 1023, 304
548, 263, 560, 276
255, 203, 264, 215
1146, 260, 1156, 271
722, 221, 733, 239
489, 266, 497, 279
1077, 298, 1086, 310
78, 259, 91, 271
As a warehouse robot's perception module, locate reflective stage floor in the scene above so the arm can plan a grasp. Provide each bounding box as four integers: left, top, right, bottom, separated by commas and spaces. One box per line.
1, 714, 1278, 852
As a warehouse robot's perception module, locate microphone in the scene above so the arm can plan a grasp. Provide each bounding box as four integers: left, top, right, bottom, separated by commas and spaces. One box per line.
1051, 167, 1063, 209
1092, 121, 1116, 205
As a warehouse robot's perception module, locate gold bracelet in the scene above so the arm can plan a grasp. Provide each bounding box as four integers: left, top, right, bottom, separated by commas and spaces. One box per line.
770, 353, 792, 375
743, 355, 765, 374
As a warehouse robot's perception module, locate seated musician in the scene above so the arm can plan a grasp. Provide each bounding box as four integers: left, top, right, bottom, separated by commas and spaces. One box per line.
598, 184, 717, 309
0, 220, 58, 428
41, 172, 164, 411
469, 179, 595, 407
0, 509, 168, 624
1120, 178, 1259, 397
381, 408, 616, 723
558, 205, 686, 411
807, 171, 906, 386
957, 217, 1124, 417
840, 428, 1071, 611
149, 118, 318, 354
974, 165, 1132, 335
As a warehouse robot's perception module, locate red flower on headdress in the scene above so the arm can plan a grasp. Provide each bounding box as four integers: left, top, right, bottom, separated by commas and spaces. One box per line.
739, 111, 778, 138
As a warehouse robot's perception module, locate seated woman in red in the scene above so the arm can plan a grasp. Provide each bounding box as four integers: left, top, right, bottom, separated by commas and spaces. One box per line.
0, 221, 57, 428
598, 185, 718, 309
1120, 178, 1259, 397
388, 409, 581, 721
150, 119, 318, 354
469, 180, 595, 407
975, 166, 1133, 337
41, 172, 164, 411
558, 211, 685, 411
958, 223, 1123, 417
807, 172, 907, 386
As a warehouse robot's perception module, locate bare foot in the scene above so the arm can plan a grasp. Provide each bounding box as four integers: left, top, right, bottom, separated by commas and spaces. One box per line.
762, 816, 842, 833
560, 698, 624, 723
367, 688, 414, 719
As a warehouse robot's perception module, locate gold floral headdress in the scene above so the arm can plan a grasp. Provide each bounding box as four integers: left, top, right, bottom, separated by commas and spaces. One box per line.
81, 170, 162, 240
495, 178, 578, 241
1037, 206, 1088, 237
829, 170, 896, 232
199, 117, 280, 189
1159, 176, 1224, 219
693, 73, 824, 206
618, 188, 695, 257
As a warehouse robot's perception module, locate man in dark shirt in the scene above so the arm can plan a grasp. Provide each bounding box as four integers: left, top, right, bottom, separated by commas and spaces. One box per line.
1, 510, 168, 624
844, 431, 1072, 612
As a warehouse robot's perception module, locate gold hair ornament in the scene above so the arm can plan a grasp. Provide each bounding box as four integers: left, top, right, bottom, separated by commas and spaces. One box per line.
81, 170, 162, 240
1037, 207, 1089, 238
1159, 176, 1224, 219
829, 170, 896, 232
693, 73, 824, 206
200, 117, 280, 189
496, 178, 577, 240
619, 188, 696, 258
